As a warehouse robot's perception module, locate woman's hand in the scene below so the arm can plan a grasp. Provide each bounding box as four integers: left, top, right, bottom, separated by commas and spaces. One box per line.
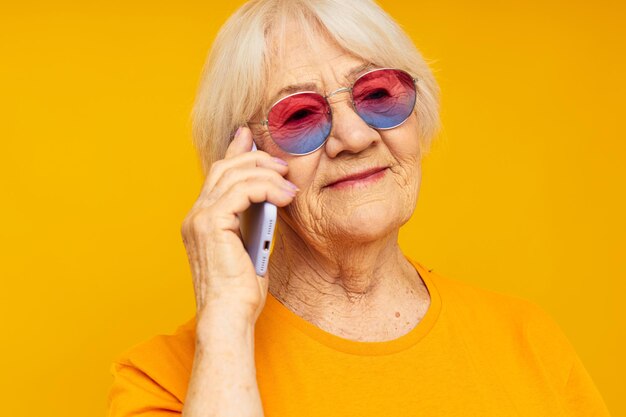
180, 126, 298, 326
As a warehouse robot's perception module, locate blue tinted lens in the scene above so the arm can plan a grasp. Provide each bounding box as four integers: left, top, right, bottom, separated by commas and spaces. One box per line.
352, 69, 416, 129
267, 92, 331, 155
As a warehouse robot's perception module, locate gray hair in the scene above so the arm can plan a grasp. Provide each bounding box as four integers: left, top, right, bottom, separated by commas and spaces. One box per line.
191, 0, 441, 174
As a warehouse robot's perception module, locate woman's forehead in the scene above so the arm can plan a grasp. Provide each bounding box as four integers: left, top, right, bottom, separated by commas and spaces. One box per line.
262, 26, 373, 109
264, 61, 376, 109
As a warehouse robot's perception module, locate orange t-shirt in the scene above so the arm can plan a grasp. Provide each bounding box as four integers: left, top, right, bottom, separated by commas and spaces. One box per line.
106, 257, 611, 416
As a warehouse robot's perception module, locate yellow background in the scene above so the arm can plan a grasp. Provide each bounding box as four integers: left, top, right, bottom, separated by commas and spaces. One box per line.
1, 1, 623, 415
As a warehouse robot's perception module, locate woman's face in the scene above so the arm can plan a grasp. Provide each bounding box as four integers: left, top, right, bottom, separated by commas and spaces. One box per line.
249, 31, 422, 245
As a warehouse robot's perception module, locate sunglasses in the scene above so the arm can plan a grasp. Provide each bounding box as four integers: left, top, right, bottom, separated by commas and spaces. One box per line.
247, 67, 418, 156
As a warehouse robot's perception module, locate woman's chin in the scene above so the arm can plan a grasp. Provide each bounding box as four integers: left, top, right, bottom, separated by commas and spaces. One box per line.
332, 208, 402, 242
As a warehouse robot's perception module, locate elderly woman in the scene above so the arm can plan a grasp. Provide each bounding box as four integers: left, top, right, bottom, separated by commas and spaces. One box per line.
107, 1, 611, 416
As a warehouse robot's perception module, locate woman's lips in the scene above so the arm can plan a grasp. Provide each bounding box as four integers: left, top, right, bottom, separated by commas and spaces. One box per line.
326, 167, 388, 190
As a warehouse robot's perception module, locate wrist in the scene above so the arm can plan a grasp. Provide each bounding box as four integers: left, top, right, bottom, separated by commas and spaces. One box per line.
195, 304, 256, 347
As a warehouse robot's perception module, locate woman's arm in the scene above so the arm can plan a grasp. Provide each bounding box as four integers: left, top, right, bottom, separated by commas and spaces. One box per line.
179, 127, 296, 416
182, 306, 263, 417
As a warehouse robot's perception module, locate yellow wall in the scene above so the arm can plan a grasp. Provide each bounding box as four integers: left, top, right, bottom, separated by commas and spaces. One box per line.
1, 1, 623, 415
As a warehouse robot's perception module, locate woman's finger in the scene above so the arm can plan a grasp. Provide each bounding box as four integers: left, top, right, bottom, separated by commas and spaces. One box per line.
198, 151, 288, 203
211, 166, 296, 203
224, 125, 253, 160
210, 179, 297, 234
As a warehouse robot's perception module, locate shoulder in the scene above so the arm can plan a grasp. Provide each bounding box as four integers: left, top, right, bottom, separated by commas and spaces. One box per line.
427, 266, 564, 332
427, 266, 577, 383
110, 315, 197, 403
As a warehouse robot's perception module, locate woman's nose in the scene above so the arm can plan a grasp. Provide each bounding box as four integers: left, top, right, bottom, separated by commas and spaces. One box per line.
323, 92, 381, 158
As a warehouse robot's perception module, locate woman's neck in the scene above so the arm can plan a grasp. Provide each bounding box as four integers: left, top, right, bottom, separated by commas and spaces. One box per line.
266, 220, 431, 342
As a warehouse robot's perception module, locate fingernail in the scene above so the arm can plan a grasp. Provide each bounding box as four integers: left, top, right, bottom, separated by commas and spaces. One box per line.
282, 187, 297, 197
284, 180, 299, 191
272, 157, 288, 166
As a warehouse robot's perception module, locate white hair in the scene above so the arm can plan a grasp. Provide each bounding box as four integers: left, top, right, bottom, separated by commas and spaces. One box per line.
190, 0, 441, 175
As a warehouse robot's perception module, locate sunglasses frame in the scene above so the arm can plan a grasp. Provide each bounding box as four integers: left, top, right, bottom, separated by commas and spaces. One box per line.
248, 67, 419, 156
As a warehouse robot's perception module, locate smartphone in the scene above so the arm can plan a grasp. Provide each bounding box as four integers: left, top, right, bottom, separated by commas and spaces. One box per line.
239, 142, 277, 277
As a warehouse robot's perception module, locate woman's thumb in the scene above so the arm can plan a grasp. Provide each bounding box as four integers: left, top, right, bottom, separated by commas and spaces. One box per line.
225, 125, 254, 159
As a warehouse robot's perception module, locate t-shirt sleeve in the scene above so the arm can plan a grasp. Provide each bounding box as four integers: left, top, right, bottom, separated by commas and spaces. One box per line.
106, 361, 183, 417
522, 301, 612, 416
561, 352, 612, 416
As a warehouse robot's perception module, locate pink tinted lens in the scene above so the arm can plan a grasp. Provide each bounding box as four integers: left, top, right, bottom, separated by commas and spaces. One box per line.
352, 69, 416, 129
267, 92, 331, 155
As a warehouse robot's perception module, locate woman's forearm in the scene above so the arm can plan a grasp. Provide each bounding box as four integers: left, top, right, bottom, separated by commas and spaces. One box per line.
182, 308, 263, 417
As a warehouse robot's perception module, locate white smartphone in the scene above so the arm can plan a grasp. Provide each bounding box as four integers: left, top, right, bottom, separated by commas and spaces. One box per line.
239, 142, 277, 277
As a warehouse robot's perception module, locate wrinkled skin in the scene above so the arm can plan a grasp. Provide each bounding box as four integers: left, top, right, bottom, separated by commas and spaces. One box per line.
248, 27, 431, 341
